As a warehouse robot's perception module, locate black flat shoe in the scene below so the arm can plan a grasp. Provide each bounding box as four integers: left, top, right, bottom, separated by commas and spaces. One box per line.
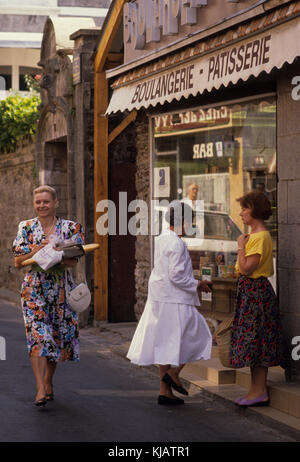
35, 397, 47, 407
158, 395, 184, 405
162, 373, 189, 396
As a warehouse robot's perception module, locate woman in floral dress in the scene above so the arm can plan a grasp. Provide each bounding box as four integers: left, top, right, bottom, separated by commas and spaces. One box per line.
231, 191, 283, 407
13, 185, 84, 406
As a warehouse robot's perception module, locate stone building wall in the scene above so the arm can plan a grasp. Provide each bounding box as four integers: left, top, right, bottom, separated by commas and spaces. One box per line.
0, 140, 37, 296
277, 61, 300, 381
71, 29, 100, 323
134, 112, 152, 320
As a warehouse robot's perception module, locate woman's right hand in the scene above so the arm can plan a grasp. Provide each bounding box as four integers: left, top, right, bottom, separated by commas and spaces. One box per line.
14, 240, 49, 268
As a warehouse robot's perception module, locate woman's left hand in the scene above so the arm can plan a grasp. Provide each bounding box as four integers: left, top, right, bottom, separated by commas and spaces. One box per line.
237, 233, 249, 249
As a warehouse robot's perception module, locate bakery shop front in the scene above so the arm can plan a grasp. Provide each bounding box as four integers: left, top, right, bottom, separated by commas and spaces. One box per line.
95, 0, 300, 380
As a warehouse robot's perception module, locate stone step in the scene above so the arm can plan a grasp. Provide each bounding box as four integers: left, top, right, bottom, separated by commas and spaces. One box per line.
235, 366, 285, 390
269, 383, 300, 419
187, 355, 300, 419
236, 367, 300, 418
184, 358, 236, 385
181, 370, 300, 439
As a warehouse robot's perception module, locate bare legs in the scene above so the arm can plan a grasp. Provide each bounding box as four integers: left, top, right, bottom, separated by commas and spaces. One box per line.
30, 356, 47, 401
245, 366, 268, 400
30, 355, 57, 402
44, 360, 57, 397
159, 364, 185, 397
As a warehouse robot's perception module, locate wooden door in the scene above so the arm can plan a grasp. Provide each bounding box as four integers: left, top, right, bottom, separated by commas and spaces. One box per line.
109, 162, 137, 322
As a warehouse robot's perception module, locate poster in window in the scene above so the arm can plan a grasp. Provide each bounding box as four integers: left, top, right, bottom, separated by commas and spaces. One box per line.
154, 167, 170, 198
201, 266, 212, 302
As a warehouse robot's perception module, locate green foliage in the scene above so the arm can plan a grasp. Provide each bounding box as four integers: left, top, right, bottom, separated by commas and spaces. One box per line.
0, 94, 41, 154
24, 74, 41, 93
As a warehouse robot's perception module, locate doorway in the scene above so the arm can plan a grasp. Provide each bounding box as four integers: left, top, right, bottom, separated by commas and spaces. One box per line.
109, 162, 137, 322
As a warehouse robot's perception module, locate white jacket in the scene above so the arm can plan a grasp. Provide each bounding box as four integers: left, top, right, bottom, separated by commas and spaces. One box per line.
148, 230, 200, 306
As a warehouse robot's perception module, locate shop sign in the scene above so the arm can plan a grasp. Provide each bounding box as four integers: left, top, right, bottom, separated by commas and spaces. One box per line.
192, 140, 235, 159
124, 0, 208, 50
154, 106, 231, 134
129, 34, 271, 105
107, 17, 300, 114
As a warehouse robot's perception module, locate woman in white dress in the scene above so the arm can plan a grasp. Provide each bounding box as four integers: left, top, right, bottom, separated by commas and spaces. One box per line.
127, 201, 212, 405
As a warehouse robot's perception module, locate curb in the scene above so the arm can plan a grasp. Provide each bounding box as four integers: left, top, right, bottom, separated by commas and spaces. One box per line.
109, 339, 300, 441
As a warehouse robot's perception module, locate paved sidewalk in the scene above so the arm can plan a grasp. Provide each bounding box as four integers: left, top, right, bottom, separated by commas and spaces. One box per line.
2, 299, 295, 443
1, 290, 300, 441
88, 320, 300, 441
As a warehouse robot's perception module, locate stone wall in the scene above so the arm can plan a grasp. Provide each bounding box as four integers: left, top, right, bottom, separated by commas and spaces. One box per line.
277, 62, 300, 381
0, 140, 37, 296
134, 112, 152, 320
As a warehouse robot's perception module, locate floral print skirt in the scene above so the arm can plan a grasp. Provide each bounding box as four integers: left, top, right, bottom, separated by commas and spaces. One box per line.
21, 268, 79, 362
230, 276, 283, 368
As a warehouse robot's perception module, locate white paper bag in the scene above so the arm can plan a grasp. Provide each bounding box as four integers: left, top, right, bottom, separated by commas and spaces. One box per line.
32, 244, 63, 270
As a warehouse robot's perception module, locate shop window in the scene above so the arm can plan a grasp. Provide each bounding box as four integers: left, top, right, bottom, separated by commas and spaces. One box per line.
0, 66, 12, 91
151, 95, 277, 313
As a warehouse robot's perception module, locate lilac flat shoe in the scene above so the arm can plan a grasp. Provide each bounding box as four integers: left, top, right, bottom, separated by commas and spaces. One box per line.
234, 396, 245, 405
238, 393, 269, 407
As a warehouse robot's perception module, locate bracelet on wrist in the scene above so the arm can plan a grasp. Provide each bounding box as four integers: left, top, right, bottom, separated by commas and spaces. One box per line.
238, 247, 245, 251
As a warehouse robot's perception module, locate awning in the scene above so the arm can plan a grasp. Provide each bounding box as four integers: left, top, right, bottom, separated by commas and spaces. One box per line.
106, 2, 300, 114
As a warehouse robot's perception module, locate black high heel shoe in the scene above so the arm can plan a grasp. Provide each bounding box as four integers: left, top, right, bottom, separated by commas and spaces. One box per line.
46, 385, 54, 402
35, 397, 47, 407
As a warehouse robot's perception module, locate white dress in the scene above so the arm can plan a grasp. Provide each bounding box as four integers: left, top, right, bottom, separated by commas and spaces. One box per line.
127, 230, 212, 366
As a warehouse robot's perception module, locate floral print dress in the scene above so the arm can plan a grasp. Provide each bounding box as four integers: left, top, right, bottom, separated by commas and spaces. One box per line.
230, 276, 283, 368
12, 217, 84, 362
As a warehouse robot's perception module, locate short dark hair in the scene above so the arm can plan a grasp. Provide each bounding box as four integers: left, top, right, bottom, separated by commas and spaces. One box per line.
165, 201, 193, 227
237, 190, 272, 220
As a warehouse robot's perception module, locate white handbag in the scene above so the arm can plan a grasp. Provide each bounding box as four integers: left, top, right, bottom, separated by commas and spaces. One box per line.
65, 269, 91, 314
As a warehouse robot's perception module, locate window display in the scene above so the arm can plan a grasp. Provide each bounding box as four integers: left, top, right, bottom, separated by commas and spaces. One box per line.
151, 95, 277, 312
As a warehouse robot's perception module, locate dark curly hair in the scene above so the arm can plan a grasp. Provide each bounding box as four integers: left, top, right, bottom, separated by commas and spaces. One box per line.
237, 190, 272, 220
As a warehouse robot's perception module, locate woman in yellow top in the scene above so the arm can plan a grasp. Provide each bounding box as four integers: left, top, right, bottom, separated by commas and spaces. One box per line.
230, 191, 283, 407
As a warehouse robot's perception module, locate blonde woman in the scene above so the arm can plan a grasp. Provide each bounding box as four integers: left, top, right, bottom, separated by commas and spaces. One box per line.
13, 185, 84, 407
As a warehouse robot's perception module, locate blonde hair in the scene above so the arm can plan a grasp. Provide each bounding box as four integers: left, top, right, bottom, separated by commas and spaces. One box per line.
33, 185, 57, 201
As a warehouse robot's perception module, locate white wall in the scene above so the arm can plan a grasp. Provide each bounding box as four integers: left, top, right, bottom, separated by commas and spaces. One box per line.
0, 0, 57, 6
0, 48, 40, 90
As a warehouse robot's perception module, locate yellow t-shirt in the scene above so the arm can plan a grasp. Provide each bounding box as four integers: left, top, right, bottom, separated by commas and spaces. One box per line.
235, 230, 274, 279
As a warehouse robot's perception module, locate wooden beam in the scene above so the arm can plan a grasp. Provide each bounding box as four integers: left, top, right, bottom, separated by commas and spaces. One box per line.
94, 71, 108, 321
94, 0, 128, 73
108, 110, 137, 144
93, 0, 127, 321
107, 52, 124, 62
